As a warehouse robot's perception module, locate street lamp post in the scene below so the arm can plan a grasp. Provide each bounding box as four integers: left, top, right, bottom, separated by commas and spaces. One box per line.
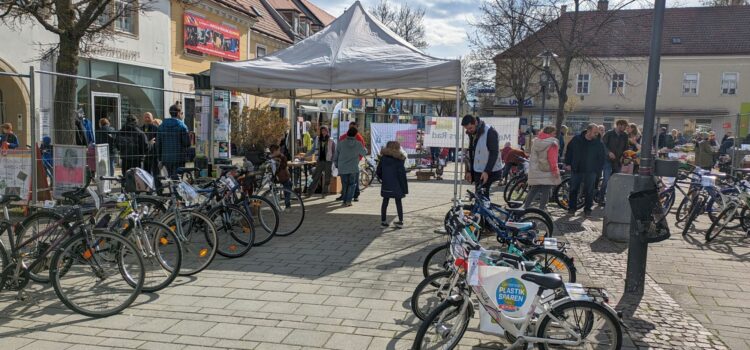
538, 50, 557, 128
471, 98, 478, 116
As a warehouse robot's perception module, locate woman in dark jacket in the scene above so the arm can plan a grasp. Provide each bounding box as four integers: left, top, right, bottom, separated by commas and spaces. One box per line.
377, 141, 408, 228
117, 115, 148, 173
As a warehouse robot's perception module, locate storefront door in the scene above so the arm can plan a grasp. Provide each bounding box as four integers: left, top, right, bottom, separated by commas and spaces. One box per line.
91, 92, 121, 136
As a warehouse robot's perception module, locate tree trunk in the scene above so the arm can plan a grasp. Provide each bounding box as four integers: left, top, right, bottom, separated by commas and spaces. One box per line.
555, 91, 567, 133
516, 103, 524, 118
53, 33, 80, 145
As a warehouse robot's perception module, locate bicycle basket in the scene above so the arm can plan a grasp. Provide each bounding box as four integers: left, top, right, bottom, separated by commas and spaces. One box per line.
628, 188, 670, 243
123, 168, 155, 193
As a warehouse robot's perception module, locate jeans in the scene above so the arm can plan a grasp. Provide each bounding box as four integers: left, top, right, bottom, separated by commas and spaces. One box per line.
381, 197, 403, 222
569, 172, 597, 212
523, 185, 554, 210
601, 161, 619, 201
340, 172, 358, 203
281, 180, 292, 207
354, 171, 361, 199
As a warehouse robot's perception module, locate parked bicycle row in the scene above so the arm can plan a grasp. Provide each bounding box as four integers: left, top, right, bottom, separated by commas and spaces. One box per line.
411, 190, 624, 349
0, 157, 306, 318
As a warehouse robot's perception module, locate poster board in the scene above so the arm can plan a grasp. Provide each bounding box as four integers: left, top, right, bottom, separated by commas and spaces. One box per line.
423, 117, 520, 149
371, 123, 418, 167
183, 14, 241, 60
194, 93, 211, 158
213, 90, 231, 159
95, 144, 111, 194
53, 145, 87, 197
0, 150, 32, 199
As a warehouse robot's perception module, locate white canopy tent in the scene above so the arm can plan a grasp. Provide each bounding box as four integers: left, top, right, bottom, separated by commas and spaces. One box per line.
209, 0, 463, 197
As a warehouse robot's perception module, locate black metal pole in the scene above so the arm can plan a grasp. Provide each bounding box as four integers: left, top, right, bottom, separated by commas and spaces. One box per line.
625, 0, 666, 294
540, 72, 547, 128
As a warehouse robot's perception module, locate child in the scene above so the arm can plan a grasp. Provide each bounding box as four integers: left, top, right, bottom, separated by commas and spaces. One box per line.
376, 141, 408, 228
269, 144, 292, 208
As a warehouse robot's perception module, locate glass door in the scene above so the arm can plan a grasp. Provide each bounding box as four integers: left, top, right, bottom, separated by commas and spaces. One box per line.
91, 92, 121, 143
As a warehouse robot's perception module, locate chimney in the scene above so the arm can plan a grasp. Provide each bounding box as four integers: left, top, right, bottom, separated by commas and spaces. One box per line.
597, 0, 609, 11
561, 5, 567, 15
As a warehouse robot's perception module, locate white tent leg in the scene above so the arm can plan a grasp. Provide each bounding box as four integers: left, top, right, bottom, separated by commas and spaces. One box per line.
453, 89, 461, 201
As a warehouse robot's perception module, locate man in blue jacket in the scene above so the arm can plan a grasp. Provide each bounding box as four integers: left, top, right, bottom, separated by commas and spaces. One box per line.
565, 123, 606, 216
157, 104, 190, 176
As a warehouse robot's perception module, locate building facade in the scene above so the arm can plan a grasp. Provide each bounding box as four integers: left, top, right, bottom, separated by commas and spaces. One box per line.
493, 5, 750, 138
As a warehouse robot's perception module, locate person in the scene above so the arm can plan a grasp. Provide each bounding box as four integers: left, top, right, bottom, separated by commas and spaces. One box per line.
676, 131, 686, 145
671, 129, 682, 146
377, 141, 408, 228
302, 122, 313, 153
141, 112, 159, 177
600, 119, 629, 203
719, 133, 734, 155
337, 124, 366, 202
0, 123, 19, 149
269, 144, 292, 208
695, 132, 716, 171
517, 128, 526, 150
558, 125, 568, 159
597, 125, 606, 140
708, 131, 718, 147
721, 132, 732, 145
462, 115, 503, 194
523, 126, 561, 210
655, 127, 668, 149
305, 126, 335, 197
627, 123, 641, 151
335, 127, 367, 207
117, 115, 148, 173
95, 118, 117, 175
500, 142, 527, 185
157, 104, 191, 176
565, 123, 606, 216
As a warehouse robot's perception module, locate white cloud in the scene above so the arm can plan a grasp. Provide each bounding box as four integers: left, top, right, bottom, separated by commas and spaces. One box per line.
423, 17, 468, 47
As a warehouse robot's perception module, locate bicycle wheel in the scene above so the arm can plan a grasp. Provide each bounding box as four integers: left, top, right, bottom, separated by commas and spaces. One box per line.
422, 243, 451, 279
208, 204, 254, 258
523, 247, 576, 283
245, 195, 279, 246
122, 222, 182, 292
506, 180, 528, 204
261, 188, 305, 236
135, 196, 169, 220
412, 298, 471, 350
740, 206, 750, 232
536, 300, 622, 350
411, 270, 453, 320
675, 191, 695, 222
554, 178, 584, 210
15, 210, 71, 283
360, 168, 372, 190
706, 194, 741, 230
0, 240, 8, 275
659, 188, 676, 213
161, 210, 219, 276
503, 175, 520, 203
50, 231, 145, 318
682, 195, 706, 237
706, 203, 738, 242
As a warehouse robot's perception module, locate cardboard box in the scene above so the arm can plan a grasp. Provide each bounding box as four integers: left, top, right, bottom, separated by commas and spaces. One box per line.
329, 176, 342, 194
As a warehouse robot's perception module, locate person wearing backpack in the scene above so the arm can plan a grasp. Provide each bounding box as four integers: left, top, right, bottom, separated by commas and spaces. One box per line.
117, 115, 148, 173
269, 144, 292, 208
377, 141, 408, 228
523, 126, 561, 210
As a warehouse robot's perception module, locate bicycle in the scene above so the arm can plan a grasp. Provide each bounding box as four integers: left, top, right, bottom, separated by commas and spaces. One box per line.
0, 193, 146, 317
252, 160, 305, 236
705, 180, 750, 242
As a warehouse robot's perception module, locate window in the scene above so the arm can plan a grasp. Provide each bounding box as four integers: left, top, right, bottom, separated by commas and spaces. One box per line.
566, 116, 590, 134
682, 73, 699, 96
293, 16, 299, 34
256, 45, 267, 58
610, 73, 625, 95
420, 105, 427, 114
722, 72, 738, 95
114, 0, 137, 34
576, 73, 590, 94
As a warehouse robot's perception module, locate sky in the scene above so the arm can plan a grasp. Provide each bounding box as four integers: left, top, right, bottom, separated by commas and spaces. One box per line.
311, 0, 708, 59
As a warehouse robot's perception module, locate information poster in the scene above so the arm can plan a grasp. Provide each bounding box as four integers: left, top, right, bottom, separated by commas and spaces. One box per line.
194, 94, 210, 158
370, 123, 418, 167
423, 117, 520, 149
53, 145, 87, 197
213, 90, 231, 160
0, 150, 32, 199
183, 14, 241, 60
95, 144, 111, 193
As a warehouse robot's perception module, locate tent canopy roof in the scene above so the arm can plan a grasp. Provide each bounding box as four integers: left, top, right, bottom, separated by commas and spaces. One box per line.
209, 1, 461, 100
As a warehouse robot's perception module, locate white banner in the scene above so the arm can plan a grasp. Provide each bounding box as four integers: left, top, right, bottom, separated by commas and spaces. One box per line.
423, 117, 520, 149
370, 123, 418, 167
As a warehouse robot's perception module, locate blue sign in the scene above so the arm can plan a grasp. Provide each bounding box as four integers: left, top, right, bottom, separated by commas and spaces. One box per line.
496, 278, 527, 312
509, 99, 533, 107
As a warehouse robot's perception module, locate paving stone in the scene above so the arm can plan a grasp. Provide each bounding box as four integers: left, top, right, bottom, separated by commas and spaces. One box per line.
203, 323, 253, 340
324, 333, 373, 350
282, 329, 332, 347
242, 326, 292, 343
164, 320, 216, 336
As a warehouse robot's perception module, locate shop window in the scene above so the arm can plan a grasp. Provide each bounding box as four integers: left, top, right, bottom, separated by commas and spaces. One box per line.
576, 73, 590, 95
610, 73, 625, 95
721, 72, 738, 95
682, 73, 699, 96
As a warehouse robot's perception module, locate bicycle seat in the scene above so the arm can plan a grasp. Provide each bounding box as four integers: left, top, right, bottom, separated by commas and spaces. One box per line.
506, 221, 535, 232
0, 194, 21, 205
507, 200, 524, 208
522, 273, 563, 290
61, 189, 87, 204
176, 167, 198, 174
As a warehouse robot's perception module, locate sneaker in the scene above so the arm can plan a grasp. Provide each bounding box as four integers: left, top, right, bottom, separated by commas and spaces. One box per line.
353, 198, 359, 202
344, 202, 353, 207
335, 196, 343, 201
394, 221, 404, 228
381, 221, 389, 227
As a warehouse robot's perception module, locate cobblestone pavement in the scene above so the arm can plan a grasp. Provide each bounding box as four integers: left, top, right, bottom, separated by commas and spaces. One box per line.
0, 176, 741, 349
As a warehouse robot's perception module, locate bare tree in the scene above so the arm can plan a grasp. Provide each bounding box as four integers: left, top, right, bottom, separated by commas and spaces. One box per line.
701, 0, 747, 5
495, 0, 637, 131
468, 0, 541, 117
370, 0, 428, 49
1, 0, 149, 144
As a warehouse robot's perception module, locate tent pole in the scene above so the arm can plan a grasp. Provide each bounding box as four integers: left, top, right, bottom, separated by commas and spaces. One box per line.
453, 89, 460, 200
209, 87, 215, 166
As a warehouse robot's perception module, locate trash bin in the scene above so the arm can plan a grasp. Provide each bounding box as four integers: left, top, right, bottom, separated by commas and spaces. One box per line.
628, 187, 670, 243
